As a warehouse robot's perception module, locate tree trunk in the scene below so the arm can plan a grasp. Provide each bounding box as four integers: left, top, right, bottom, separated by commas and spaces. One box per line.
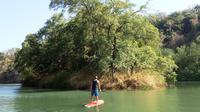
130, 65, 134, 75
111, 35, 116, 82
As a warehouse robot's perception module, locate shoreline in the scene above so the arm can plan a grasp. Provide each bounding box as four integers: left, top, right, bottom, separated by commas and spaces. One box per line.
20, 70, 167, 90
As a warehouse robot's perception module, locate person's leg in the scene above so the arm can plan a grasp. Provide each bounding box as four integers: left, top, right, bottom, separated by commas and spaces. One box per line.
96, 90, 99, 101
95, 90, 99, 104
96, 96, 99, 102
91, 91, 94, 103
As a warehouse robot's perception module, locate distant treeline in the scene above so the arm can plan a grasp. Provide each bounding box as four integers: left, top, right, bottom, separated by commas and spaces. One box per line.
150, 5, 200, 81
0, 48, 20, 83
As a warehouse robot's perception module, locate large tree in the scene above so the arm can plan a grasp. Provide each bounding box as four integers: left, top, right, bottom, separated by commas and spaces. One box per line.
14, 0, 177, 88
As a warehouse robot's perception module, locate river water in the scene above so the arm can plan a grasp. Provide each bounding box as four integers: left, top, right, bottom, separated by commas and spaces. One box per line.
0, 82, 200, 112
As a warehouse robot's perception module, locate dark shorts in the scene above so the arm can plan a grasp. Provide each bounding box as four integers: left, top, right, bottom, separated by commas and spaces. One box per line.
91, 90, 99, 96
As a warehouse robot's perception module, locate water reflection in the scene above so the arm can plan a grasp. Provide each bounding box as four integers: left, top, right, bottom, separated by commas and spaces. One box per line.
101, 88, 180, 112
14, 89, 94, 112
1, 83, 200, 112
0, 84, 20, 112
176, 82, 200, 112
86, 105, 101, 112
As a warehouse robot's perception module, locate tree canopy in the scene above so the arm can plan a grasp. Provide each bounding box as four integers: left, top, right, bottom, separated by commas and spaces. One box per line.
150, 5, 200, 81
0, 49, 19, 83
14, 0, 177, 88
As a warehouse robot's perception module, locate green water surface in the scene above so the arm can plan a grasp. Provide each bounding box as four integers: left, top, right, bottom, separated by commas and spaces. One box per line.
0, 82, 200, 112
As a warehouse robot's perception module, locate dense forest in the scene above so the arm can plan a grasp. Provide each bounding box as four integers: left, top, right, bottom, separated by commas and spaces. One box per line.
0, 49, 19, 83
13, 0, 176, 89
2, 0, 200, 89
151, 5, 200, 81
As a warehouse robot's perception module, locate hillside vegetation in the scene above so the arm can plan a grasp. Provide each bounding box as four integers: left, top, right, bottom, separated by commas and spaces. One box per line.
151, 5, 200, 81
14, 0, 177, 89
0, 49, 19, 83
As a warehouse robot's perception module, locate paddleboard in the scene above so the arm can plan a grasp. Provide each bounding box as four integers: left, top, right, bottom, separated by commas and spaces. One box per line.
85, 100, 104, 108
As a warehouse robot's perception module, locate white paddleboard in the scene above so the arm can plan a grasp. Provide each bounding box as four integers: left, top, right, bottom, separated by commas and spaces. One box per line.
85, 100, 104, 108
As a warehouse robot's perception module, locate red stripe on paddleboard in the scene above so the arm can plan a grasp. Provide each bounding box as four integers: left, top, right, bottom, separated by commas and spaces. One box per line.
85, 100, 104, 108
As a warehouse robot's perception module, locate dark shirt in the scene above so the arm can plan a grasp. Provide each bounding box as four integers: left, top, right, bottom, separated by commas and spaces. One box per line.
92, 79, 98, 91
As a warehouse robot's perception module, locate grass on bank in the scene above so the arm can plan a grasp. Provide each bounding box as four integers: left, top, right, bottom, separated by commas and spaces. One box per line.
22, 70, 166, 90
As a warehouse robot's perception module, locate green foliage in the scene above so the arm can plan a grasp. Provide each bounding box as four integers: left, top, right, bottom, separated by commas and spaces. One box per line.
175, 41, 200, 81
15, 0, 177, 88
149, 5, 200, 82
161, 48, 175, 58
155, 56, 177, 83
0, 49, 19, 83
152, 5, 200, 48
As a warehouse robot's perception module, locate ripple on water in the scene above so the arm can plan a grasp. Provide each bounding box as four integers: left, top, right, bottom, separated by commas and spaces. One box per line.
0, 84, 20, 112
0, 96, 16, 112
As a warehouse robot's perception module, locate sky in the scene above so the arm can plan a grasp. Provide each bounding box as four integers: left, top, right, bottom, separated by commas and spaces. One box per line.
0, 0, 56, 52
0, 0, 200, 52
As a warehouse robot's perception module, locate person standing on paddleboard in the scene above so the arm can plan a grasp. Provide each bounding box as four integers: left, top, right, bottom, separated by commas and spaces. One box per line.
90, 76, 101, 102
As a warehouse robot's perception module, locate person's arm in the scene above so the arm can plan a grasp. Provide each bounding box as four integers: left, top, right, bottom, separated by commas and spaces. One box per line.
98, 81, 101, 92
